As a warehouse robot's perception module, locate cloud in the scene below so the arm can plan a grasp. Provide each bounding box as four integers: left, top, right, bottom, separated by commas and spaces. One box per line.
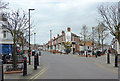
3, 0, 119, 45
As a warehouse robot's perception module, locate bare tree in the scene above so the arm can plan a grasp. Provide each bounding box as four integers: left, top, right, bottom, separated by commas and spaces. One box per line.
99, 22, 109, 52
4, 9, 29, 70
0, 0, 8, 9
80, 25, 88, 51
94, 25, 101, 50
94, 22, 109, 51
98, 3, 120, 52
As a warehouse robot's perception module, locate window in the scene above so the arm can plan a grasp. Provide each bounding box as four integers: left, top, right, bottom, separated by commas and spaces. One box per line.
3, 31, 7, 38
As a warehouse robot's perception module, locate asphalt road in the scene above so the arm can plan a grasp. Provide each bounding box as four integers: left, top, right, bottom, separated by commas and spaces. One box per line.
34, 51, 118, 79
4, 51, 118, 80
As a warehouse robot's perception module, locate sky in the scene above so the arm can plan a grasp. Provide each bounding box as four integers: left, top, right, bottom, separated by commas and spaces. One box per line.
3, 0, 120, 45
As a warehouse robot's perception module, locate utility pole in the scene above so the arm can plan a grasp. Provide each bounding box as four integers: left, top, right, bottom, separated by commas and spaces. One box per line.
50, 30, 52, 40
50, 30, 52, 51
92, 27, 95, 56
34, 33, 36, 50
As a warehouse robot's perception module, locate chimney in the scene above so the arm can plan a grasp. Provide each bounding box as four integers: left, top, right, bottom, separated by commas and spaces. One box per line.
67, 27, 71, 32
62, 31, 65, 35
57, 34, 59, 37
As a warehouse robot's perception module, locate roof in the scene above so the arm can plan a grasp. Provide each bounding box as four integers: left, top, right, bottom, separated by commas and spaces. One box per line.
85, 41, 93, 47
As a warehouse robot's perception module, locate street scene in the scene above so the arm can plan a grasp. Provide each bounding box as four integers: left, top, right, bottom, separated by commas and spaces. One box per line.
0, 0, 120, 81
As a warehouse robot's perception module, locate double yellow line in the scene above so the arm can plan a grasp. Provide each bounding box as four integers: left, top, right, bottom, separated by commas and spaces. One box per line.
28, 66, 48, 81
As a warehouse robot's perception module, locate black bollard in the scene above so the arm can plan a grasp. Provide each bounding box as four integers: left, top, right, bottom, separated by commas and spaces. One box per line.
96, 52, 97, 58
115, 54, 118, 67
1, 59, 4, 81
39, 51, 41, 56
34, 55, 37, 70
23, 57, 27, 76
107, 53, 110, 64
86, 51, 88, 58
37, 54, 39, 66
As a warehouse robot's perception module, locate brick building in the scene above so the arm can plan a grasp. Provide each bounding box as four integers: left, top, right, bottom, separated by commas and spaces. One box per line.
44, 27, 80, 54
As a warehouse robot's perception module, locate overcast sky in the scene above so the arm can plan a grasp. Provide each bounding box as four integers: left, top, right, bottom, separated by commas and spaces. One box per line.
3, 0, 120, 45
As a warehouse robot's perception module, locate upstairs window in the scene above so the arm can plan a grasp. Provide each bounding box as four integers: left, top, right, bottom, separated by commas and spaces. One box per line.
3, 31, 7, 38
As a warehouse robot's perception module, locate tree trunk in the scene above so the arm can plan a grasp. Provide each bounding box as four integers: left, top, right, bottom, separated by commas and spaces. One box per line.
101, 39, 104, 52
12, 30, 17, 70
117, 37, 120, 54
98, 37, 100, 50
21, 37, 24, 54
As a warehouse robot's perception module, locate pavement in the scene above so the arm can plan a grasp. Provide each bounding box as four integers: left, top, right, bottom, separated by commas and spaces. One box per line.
3, 51, 119, 80
4, 55, 43, 79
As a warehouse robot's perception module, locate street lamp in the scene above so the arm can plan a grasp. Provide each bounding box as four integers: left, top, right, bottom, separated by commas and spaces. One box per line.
28, 9, 35, 65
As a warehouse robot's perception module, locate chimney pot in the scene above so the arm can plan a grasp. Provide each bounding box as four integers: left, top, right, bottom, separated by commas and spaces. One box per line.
67, 27, 71, 32
57, 34, 59, 37
62, 31, 65, 34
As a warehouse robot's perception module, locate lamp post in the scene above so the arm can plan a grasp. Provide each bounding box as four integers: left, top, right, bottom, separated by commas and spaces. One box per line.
28, 9, 35, 65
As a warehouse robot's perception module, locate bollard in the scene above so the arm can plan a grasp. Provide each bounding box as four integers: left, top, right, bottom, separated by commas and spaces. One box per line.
23, 57, 27, 76
34, 55, 37, 70
96, 52, 97, 58
37, 54, 39, 66
115, 54, 118, 67
107, 53, 110, 64
39, 51, 41, 56
28, 53, 31, 65
0, 59, 4, 81
86, 51, 88, 58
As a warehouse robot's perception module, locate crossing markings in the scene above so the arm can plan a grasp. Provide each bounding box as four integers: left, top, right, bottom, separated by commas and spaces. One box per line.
95, 62, 118, 74
28, 66, 48, 81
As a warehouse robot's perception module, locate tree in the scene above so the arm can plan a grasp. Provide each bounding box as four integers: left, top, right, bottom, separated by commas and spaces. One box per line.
94, 25, 101, 50
0, 0, 8, 9
4, 9, 29, 70
98, 3, 120, 53
99, 23, 109, 52
80, 25, 88, 51
94, 22, 109, 51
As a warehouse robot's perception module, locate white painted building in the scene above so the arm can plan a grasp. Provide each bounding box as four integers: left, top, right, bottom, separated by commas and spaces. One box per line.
0, 12, 13, 54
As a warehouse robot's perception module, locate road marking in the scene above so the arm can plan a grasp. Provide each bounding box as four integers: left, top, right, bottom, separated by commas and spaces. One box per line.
32, 67, 48, 80
28, 66, 48, 81
95, 62, 118, 74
